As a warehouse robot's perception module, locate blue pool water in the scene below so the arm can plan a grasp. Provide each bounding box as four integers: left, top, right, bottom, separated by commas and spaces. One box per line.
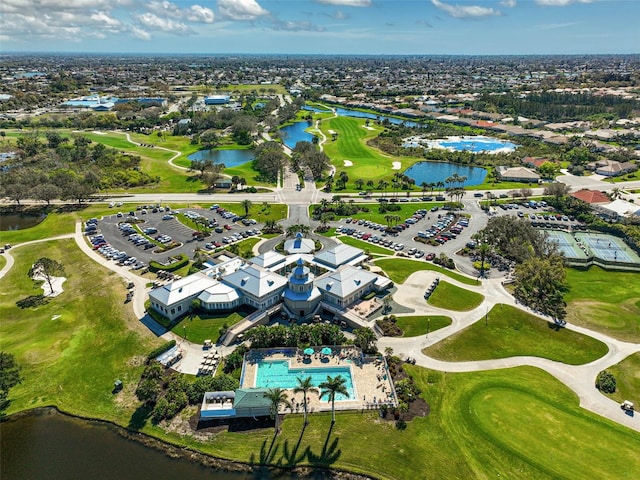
254, 360, 355, 401
436, 136, 517, 153
404, 161, 487, 187
187, 148, 255, 168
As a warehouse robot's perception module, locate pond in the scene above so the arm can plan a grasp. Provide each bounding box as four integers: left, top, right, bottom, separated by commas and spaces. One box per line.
187, 149, 255, 168
404, 161, 487, 187
0, 213, 47, 231
0, 412, 315, 480
279, 121, 316, 149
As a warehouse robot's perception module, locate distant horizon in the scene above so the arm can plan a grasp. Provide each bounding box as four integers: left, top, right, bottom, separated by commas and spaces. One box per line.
1, 1, 637, 56
2, 51, 638, 58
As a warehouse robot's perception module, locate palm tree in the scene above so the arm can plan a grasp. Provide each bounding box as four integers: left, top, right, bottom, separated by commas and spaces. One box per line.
294, 376, 317, 425
610, 187, 622, 200
421, 182, 429, 195
319, 375, 349, 424
264, 387, 292, 435
378, 179, 389, 197
241, 199, 253, 217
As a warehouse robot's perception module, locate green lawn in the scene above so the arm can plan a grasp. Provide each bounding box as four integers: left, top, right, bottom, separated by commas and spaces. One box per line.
153, 366, 640, 480
428, 281, 484, 311
0, 239, 160, 421
321, 116, 425, 187
424, 304, 608, 365
337, 235, 393, 255
565, 266, 640, 342
599, 353, 640, 404
395, 315, 452, 337
325, 201, 445, 225
375, 258, 479, 286
171, 307, 253, 344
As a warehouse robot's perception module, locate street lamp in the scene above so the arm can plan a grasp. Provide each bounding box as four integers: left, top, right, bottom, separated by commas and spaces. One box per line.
426, 318, 430, 338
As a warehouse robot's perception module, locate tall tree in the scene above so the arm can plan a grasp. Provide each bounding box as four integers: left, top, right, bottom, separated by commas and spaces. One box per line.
294, 376, 317, 425
0, 352, 21, 414
319, 375, 349, 424
513, 254, 568, 322
241, 199, 253, 217
264, 387, 292, 434
28, 257, 65, 296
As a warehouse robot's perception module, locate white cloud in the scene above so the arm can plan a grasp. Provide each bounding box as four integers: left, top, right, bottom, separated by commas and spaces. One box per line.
218, 0, 269, 20
131, 26, 151, 40
136, 12, 192, 34
536, 0, 592, 5
314, 0, 372, 6
501, 0, 517, 7
146, 1, 214, 24
431, 0, 501, 18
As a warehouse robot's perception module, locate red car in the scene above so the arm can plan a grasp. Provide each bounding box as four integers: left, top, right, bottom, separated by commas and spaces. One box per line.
426, 253, 436, 261
223, 224, 232, 230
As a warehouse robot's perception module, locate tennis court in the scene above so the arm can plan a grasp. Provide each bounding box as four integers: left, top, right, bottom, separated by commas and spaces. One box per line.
545, 230, 587, 259
574, 232, 640, 264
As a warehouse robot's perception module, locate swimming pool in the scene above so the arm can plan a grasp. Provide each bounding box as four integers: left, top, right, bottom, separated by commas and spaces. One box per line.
254, 360, 355, 401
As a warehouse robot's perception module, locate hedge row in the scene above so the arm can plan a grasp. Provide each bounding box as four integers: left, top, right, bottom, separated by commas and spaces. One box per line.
146, 340, 176, 361
149, 254, 189, 273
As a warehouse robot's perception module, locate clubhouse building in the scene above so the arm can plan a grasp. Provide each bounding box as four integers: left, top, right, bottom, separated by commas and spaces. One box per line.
148, 242, 392, 324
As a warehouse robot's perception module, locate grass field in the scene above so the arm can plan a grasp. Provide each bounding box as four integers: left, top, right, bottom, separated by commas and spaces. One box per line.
599, 353, 640, 404
394, 315, 452, 337
0, 255, 6, 271
428, 281, 484, 311
153, 366, 640, 480
320, 116, 425, 187
565, 266, 640, 342
336, 235, 393, 255
424, 304, 608, 365
0, 239, 160, 421
375, 258, 479, 286
326, 201, 445, 225
171, 308, 253, 344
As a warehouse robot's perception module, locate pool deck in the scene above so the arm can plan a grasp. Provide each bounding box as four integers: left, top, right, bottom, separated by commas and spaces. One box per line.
241, 348, 397, 413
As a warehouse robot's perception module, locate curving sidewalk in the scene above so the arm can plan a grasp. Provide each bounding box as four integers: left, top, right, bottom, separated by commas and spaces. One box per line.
378, 268, 640, 433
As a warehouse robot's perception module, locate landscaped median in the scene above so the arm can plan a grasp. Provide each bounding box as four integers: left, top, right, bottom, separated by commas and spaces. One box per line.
598, 352, 640, 405
423, 304, 609, 365
427, 281, 484, 311
375, 257, 479, 286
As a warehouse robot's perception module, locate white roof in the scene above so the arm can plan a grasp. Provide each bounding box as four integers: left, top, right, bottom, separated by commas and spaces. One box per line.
149, 272, 218, 306
251, 251, 287, 270
315, 265, 378, 299
222, 264, 287, 298
198, 282, 240, 304
314, 243, 364, 268
600, 199, 640, 217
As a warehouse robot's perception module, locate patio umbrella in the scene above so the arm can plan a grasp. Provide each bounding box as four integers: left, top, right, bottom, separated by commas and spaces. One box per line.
304, 348, 314, 355
321, 347, 332, 356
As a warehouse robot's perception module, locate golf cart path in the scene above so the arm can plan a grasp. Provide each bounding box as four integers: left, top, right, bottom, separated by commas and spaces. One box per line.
379, 271, 640, 433
0, 233, 76, 281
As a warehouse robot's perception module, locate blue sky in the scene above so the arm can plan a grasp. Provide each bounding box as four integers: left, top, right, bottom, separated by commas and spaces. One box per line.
1, 1, 637, 55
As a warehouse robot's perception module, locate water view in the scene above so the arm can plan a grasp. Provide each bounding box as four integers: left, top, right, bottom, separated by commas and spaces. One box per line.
187, 149, 255, 168
0, 412, 312, 480
0, 213, 47, 231
279, 121, 316, 149
404, 162, 487, 187
404, 135, 518, 154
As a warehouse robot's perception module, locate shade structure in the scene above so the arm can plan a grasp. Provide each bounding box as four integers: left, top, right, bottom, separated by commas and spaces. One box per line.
321, 347, 332, 356
304, 348, 314, 355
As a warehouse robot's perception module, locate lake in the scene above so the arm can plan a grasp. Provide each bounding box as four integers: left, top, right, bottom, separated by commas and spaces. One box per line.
0, 213, 47, 231
0, 412, 318, 480
279, 121, 315, 149
404, 161, 487, 187
187, 149, 255, 168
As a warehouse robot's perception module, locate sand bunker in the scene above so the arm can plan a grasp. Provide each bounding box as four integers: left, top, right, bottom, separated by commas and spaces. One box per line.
31, 266, 66, 297
392, 161, 401, 170
344, 160, 353, 167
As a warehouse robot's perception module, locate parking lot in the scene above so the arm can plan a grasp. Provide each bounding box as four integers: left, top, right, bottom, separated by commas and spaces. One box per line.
85, 204, 265, 268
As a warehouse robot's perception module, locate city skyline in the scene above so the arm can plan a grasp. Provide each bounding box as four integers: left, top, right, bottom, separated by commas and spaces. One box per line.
1, 0, 638, 56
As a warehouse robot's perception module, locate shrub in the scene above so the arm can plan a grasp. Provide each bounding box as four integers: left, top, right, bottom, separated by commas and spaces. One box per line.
596, 370, 616, 393
146, 340, 176, 361
149, 254, 189, 273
